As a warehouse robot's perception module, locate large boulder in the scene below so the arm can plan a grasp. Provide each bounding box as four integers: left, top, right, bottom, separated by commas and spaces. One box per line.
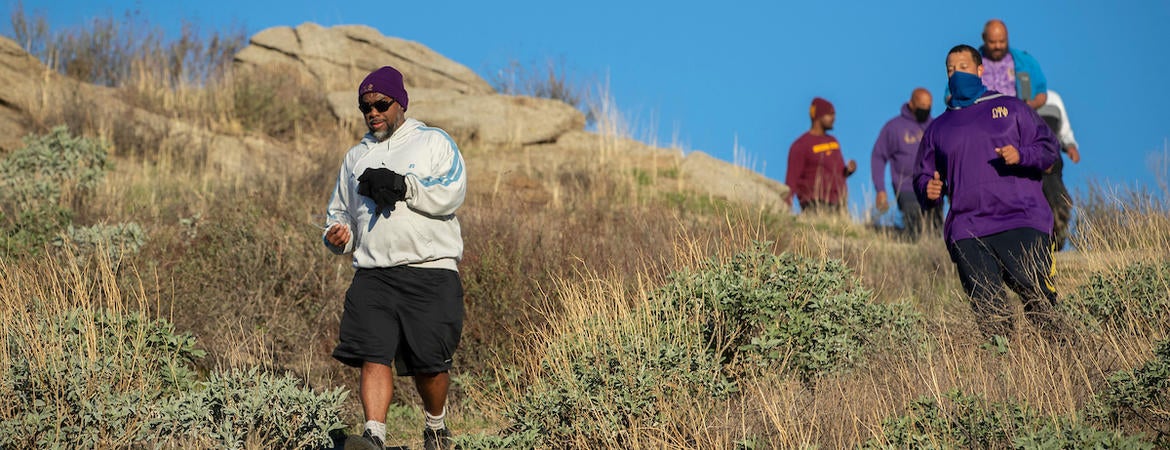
680, 150, 789, 211
407, 88, 586, 147
238, 23, 587, 148
325, 89, 586, 147
233, 23, 493, 95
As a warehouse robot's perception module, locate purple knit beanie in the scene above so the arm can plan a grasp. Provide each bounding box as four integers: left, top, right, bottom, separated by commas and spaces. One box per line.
358, 66, 409, 111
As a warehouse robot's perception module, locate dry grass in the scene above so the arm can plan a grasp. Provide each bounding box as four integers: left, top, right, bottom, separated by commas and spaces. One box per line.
463, 204, 1167, 447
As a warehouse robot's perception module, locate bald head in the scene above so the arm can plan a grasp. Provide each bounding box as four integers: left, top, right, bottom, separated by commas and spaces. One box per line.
909, 88, 932, 122
911, 88, 932, 107
982, 19, 1009, 61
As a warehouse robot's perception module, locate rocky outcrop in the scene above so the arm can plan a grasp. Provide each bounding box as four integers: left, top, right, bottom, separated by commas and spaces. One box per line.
0, 37, 46, 151
681, 151, 789, 211
234, 23, 493, 95
0, 36, 311, 178
407, 88, 586, 147
501, 130, 790, 211
236, 23, 586, 147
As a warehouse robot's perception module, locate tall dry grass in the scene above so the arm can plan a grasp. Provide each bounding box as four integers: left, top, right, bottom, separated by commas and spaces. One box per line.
466, 200, 1167, 447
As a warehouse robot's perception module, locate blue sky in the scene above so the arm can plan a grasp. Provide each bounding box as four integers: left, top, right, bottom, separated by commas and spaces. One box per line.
6, 0, 1169, 220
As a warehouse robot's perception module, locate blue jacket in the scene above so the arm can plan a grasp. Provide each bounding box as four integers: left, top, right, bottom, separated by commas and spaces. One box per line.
1000, 47, 1047, 102
914, 92, 1058, 243
871, 103, 931, 195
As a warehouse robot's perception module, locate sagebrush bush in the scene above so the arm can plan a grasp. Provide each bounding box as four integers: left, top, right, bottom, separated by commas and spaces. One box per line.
53, 222, 148, 265
1086, 339, 1170, 446
1064, 260, 1170, 335
0, 308, 203, 448
1, 296, 348, 448
503, 314, 736, 448
652, 241, 923, 384
864, 390, 1152, 449
148, 367, 348, 449
0, 126, 109, 255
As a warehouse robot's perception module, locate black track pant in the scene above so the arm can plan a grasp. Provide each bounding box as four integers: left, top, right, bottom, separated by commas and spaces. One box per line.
1042, 156, 1072, 250
896, 190, 943, 238
947, 228, 1059, 338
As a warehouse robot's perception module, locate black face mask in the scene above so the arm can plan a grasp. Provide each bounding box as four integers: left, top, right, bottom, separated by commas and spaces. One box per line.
913, 108, 931, 123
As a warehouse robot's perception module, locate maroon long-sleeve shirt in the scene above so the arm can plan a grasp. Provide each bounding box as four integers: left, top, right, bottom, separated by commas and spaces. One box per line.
785, 132, 847, 207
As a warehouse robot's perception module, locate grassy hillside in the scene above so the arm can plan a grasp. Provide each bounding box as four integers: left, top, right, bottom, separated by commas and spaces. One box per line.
3, 10, 1170, 449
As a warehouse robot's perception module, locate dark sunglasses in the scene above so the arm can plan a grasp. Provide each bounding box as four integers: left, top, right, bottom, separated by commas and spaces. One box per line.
359, 99, 395, 114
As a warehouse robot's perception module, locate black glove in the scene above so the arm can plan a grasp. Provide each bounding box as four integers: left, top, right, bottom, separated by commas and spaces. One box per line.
357, 168, 407, 215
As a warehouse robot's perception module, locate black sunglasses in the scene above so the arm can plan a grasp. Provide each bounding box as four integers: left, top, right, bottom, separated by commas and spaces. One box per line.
359, 99, 395, 114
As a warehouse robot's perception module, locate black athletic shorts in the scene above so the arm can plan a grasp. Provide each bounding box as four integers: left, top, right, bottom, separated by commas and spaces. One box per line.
332, 265, 464, 376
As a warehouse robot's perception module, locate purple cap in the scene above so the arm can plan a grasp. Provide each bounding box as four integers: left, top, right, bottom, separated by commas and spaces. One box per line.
358, 66, 409, 111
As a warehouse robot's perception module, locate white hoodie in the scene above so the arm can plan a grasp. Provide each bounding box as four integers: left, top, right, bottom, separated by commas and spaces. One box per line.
1036, 90, 1078, 150
323, 118, 466, 270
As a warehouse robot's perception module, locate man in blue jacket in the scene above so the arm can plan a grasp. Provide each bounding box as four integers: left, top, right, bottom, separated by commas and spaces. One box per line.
871, 87, 941, 238
981, 19, 1047, 110
915, 44, 1062, 340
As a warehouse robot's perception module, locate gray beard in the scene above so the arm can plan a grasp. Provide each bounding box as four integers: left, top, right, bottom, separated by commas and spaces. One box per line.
372, 127, 392, 142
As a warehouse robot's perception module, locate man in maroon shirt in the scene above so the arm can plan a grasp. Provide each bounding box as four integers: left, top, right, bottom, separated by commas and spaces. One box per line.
785, 97, 858, 213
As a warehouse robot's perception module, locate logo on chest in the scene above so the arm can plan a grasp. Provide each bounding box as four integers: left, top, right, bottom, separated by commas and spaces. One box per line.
812, 141, 840, 154
992, 106, 1009, 119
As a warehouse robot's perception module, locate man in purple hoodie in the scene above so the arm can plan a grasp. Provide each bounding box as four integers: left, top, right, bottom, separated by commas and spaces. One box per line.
871, 88, 942, 237
914, 44, 1062, 340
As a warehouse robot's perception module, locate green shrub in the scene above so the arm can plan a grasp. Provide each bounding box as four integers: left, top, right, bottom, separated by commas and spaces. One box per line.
1064, 260, 1170, 334
451, 429, 541, 450
1, 125, 109, 193
0, 304, 347, 448
148, 367, 348, 449
0, 126, 110, 256
1016, 420, 1155, 450
652, 241, 922, 384
504, 315, 735, 448
865, 390, 1152, 449
53, 222, 148, 265
1086, 339, 1170, 446
0, 308, 203, 448
495, 243, 918, 447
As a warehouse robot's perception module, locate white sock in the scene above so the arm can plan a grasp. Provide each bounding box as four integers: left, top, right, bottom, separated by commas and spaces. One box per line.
364, 420, 386, 442
425, 407, 446, 431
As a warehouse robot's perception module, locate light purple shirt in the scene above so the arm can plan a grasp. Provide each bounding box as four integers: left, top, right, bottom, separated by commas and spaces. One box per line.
981, 52, 1016, 96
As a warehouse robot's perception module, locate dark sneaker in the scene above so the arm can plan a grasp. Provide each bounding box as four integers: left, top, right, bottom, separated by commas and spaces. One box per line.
345, 429, 385, 450
422, 427, 453, 450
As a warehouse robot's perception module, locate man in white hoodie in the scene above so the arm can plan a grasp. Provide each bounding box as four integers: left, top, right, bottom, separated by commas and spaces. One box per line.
1036, 90, 1080, 250
323, 66, 466, 450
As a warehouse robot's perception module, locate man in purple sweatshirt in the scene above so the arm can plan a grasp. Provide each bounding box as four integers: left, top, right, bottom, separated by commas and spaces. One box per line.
871, 87, 942, 237
914, 44, 1062, 340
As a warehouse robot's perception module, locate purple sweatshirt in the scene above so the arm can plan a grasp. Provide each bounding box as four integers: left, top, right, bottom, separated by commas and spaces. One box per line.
871, 103, 931, 195
914, 92, 1059, 243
